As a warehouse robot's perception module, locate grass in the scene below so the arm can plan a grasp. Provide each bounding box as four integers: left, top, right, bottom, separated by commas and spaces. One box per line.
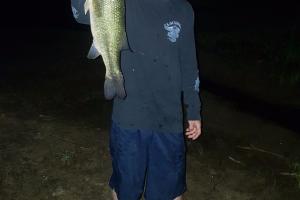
281, 161, 300, 189
57, 150, 75, 166
294, 163, 300, 188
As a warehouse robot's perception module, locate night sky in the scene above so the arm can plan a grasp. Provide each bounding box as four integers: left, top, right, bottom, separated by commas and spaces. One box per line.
0, 1, 299, 29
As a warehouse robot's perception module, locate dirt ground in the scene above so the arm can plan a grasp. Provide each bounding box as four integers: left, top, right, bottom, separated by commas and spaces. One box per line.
1, 29, 300, 199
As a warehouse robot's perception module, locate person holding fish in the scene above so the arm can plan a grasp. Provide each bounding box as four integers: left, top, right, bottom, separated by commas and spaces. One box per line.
71, 0, 202, 199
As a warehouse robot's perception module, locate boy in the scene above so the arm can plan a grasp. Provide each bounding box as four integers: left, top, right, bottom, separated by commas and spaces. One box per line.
71, 0, 202, 199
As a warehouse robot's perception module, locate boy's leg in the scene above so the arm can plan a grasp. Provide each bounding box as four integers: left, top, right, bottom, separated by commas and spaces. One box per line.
108, 121, 151, 200
111, 189, 118, 200
174, 195, 184, 200
144, 131, 187, 200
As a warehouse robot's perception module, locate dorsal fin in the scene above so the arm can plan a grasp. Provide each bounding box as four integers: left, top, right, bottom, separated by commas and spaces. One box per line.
84, 0, 91, 15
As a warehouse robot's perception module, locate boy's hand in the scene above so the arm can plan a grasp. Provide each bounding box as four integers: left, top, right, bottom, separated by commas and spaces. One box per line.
185, 120, 202, 140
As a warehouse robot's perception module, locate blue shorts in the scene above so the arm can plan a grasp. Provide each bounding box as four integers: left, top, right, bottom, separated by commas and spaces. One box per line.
108, 120, 187, 200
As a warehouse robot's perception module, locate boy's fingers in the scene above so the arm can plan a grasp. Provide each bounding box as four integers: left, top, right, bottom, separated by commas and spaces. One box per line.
185, 120, 202, 140
186, 121, 201, 138
188, 129, 201, 140
188, 130, 194, 135
185, 128, 196, 135
186, 132, 194, 136
190, 133, 197, 140
186, 132, 195, 136
196, 129, 202, 138
189, 133, 197, 139
187, 133, 194, 137
192, 132, 200, 140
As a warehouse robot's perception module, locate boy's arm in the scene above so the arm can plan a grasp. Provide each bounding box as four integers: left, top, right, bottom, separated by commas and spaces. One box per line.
70, 0, 90, 25
180, 4, 201, 121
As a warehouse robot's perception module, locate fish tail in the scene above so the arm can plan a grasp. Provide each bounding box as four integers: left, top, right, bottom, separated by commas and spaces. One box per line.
104, 76, 126, 100
114, 76, 126, 99
104, 78, 116, 100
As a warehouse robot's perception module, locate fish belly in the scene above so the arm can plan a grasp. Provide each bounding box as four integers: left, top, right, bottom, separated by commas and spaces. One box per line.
90, 0, 125, 79
89, 0, 127, 99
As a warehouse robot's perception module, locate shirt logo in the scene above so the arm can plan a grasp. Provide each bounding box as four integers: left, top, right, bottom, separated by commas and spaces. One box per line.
194, 76, 200, 93
72, 6, 79, 19
164, 21, 181, 43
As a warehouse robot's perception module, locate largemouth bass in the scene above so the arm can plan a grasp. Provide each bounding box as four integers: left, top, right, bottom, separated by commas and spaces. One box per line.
84, 0, 128, 100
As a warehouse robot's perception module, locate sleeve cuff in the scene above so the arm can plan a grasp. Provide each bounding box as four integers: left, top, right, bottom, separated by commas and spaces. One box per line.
186, 105, 201, 120
183, 91, 201, 121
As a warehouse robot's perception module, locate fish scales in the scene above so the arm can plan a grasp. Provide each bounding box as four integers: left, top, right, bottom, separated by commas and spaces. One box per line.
85, 0, 127, 100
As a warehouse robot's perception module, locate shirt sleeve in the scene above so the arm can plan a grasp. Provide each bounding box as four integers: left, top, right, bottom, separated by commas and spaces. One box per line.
179, 4, 202, 120
70, 0, 90, 25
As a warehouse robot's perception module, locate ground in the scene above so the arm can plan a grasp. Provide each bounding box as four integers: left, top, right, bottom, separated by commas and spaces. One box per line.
0, 29, 300, 199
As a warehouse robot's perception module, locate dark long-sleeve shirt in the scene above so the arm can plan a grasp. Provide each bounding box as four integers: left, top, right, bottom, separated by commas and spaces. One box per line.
71, 0, 201, 133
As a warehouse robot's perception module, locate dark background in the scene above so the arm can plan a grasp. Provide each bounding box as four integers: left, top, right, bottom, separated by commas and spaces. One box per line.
0, 0, 299, 132
1, 2, 300, 199
0, 1, 299, 29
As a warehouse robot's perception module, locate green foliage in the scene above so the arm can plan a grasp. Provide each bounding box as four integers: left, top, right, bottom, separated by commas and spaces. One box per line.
294, 163, 300, 188
56, 150, 75, 166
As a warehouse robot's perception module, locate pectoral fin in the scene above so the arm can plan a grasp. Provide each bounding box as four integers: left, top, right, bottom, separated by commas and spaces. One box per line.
84, 0, 91, 15
87, 42, 101, 59
121, 32, 129, 50
121, 31, 134, 52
